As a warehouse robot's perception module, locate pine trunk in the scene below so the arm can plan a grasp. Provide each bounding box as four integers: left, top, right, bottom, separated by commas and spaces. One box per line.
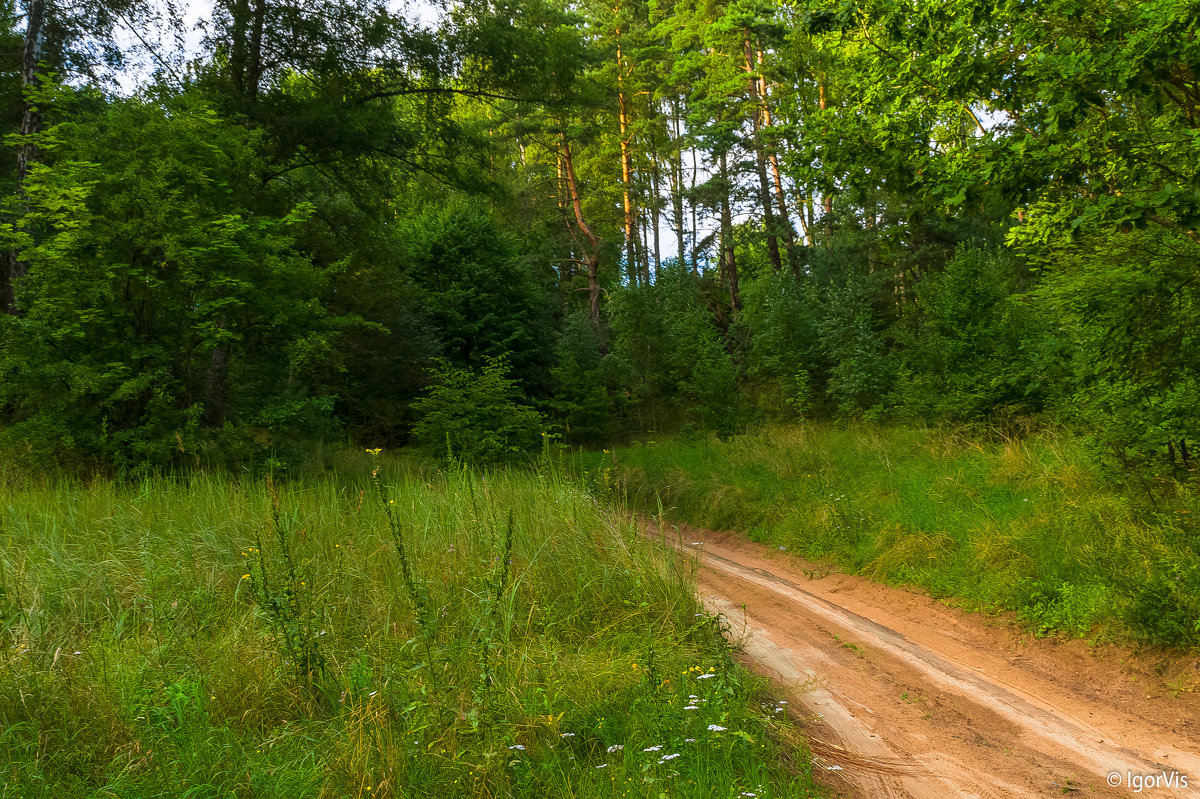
744, 35, 782, 273
561, 131, 602, 324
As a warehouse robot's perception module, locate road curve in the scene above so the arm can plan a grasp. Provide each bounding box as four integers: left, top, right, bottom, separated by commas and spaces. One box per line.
649, 524, 1200, 798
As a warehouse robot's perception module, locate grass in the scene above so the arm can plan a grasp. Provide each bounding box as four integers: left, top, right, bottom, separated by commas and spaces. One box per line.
609, 423, 1200, 648
0, 456, 821, 798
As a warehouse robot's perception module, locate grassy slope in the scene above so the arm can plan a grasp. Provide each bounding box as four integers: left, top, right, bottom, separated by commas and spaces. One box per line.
611, 424, 1200, 647
0, 459, 819, 798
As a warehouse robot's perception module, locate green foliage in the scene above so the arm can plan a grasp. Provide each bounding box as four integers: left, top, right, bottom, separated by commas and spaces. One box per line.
738, 270, 822, 416
411, 356, 545, 464
818, 277, 896, 419
1034, 227, 1200, 481
611, 265, 748, 437
548, 311, 627, 444
891, 247, 1060, 422
399, 198, 556, 393
0, 91, 336, 471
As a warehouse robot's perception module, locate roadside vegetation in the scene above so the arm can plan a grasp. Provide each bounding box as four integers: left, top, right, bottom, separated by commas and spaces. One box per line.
612, 424, 1200, 649
0, 458, 820, 798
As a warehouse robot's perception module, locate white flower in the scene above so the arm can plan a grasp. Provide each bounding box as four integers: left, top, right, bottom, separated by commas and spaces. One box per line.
606, 744, 624, 753
683, 705, 699, 711
368, 691, 378, 697
707, 724, 726, 732
643, 745, 662, 752
509, 744, 526, 751
740, 793, 758, 797
560, 733, 576, 738
688, 695, 698, 699
595, 763, 608, 769
659, 753, 680, 762
697, 673, 716, 680
684, 738, 697, 743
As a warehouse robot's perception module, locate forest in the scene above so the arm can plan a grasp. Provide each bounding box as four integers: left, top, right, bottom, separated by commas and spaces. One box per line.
1, 1, 1199, 795
0, 0, 1196, 480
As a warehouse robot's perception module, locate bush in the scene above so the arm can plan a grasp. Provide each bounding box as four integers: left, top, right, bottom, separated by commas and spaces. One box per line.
411, 355, 543, 464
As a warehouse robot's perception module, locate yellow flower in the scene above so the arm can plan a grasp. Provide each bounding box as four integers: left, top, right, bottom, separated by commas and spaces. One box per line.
241, 574, 250, 579
365, 448, 382, 455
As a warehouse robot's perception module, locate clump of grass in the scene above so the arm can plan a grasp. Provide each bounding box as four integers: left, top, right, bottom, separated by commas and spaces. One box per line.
0, 459, 819, 798
613, 423, 1200, 648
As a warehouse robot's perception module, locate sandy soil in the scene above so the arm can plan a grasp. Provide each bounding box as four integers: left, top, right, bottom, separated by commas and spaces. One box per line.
649, 524, 1200, 798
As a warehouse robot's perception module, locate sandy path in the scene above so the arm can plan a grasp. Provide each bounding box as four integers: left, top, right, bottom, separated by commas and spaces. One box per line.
650, 524, 1200, 798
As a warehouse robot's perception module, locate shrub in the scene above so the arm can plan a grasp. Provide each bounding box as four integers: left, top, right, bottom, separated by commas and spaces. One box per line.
411, 355, 543, 464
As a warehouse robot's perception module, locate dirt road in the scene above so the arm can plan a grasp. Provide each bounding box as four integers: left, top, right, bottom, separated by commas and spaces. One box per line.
652, 524, 1200, 798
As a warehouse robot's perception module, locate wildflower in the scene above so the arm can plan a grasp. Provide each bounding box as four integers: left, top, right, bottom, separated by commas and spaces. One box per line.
560, 733, 576, 738
683, 705, 699, 711
369, 691, 378, 697
595, 763, 608, 769
684, 738, 696, 743
740, 793, 757, 797
643, 745, 662, 752
366, 448, 382, 455
606, 744, 624, 753
241, 574, 250, 579
707, 724, 726, 732
697, 673, 715, 680
509, 744, 526, 751
659, 753, 680, 762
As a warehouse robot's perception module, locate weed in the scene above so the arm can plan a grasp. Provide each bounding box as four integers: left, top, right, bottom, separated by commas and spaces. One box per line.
245, 476, 327, 696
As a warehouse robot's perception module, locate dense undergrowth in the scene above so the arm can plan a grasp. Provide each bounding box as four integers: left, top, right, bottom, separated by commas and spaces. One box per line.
0, 457, 819, 798
612, 424, 1200, 648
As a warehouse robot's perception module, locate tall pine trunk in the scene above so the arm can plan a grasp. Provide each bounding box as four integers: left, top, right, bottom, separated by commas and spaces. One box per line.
744, 35, 782, 273
616, 37, 640, 287
718, 152, 740, 311
756, 48, 798, 276
561, 131, 602, 324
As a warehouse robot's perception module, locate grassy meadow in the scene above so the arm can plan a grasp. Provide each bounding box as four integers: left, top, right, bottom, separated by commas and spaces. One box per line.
0, 457, 820, 798
611, 424, 1200, 648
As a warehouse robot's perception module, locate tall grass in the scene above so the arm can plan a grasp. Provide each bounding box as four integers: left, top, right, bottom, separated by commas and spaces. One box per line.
612, 424, 1200, 647
0, 460, 819, 797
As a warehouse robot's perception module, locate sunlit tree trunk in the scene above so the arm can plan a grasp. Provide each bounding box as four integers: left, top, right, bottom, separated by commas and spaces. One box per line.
757, 48, 798, 276
616, 34, 640, 287
561, 130, 602, 324
744, 34, 782, 272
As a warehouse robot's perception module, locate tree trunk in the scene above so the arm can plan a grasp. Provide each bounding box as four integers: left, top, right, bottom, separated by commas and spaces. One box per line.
745, 34, 782, 273
204, 323, 231, 427
561, 131, 602, 324
616, 37, 640, 287
718, 152, 740, 311
818, 73, 833, 242
670, 99, 687, 271
757, 47, 799, 275
3, 0, 47, 314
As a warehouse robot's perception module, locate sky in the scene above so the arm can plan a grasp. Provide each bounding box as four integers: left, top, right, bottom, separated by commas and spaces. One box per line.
115, 0, 445, 91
